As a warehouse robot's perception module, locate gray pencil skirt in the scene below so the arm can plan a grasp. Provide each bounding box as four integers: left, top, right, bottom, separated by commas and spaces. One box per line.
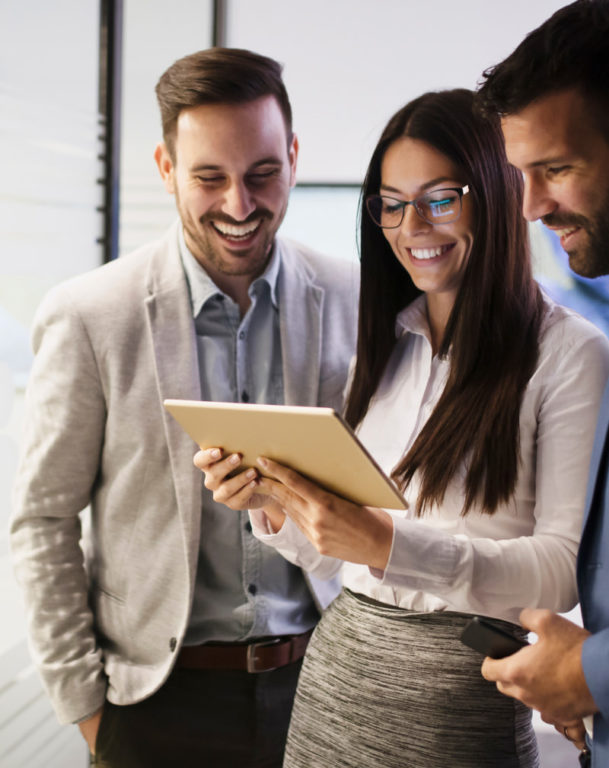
284, 588, 539, 768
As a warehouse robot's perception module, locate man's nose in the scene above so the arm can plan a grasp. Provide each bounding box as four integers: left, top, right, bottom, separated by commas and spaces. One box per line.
522, 176, 556, 222
221, 180, 256, 221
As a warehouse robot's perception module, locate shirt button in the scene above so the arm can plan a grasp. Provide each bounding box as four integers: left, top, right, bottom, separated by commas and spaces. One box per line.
239, 330, 245, 340
248, 583, 257, 595
244, 521, 252, 533
169, 637, 177, 652
241, 391, 249, 402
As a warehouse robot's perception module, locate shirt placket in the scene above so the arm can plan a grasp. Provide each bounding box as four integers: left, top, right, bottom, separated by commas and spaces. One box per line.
235, 310, 252, 404
234, 296, 263, 632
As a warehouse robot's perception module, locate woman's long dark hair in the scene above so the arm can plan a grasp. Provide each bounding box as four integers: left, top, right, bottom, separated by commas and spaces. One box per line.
345, 89, 544, 515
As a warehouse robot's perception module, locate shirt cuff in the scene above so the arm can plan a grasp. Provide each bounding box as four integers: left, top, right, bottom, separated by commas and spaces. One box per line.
72, 704, 104, 725
369, 514, 471, 590
249, 508, 298, 543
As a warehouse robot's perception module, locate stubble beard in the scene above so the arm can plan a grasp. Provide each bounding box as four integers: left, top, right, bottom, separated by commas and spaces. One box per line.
570, 206, 609, 278
544, 185, 609, 279
177, 194, 287, 279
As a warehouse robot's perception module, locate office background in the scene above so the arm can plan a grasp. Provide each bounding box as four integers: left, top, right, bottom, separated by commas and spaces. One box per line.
1, 1, 605, 765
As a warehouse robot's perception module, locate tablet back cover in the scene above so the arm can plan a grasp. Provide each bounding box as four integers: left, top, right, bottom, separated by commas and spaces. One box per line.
163, 399, 407, 510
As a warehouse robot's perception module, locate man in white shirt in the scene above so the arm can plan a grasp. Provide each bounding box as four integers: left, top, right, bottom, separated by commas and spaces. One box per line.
477, 2, 609, 765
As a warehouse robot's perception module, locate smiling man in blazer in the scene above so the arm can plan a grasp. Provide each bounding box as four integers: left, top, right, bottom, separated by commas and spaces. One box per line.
477, 2, 609, 766
10, 48, 358, 767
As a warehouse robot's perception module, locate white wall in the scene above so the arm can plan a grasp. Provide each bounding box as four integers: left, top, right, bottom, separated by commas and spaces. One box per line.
225, 0, 567, 182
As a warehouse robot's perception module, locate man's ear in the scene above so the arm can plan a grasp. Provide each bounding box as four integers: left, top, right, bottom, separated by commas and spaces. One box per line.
288, 133, 299, 188
154, 142, 175, 194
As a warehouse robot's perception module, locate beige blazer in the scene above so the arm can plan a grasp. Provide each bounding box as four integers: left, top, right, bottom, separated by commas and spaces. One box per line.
10, 222, 359, 724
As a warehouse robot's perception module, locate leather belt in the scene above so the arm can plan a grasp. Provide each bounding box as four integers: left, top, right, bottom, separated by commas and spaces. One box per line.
176, 629, 313, 674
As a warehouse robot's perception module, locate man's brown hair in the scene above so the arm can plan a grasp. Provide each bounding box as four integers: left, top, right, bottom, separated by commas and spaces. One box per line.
155, 47, 293, 160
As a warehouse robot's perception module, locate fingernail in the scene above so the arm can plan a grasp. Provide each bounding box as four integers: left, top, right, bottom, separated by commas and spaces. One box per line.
246, 469, 256, 480
229, 454, 240, 465
210, 449, 221, 459
257, 457, 268, 468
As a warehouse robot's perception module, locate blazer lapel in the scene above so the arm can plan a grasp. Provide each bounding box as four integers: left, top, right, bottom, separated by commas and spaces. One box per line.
277, 240, 324, 406
144, 224, 202, 579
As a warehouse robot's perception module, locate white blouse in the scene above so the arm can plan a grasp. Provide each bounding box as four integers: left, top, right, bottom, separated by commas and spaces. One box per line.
251, 295, 609, 623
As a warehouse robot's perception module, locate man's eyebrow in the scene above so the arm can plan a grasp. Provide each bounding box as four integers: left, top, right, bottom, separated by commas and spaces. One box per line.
523, 155, 572, 169
249, 156, 283, 168
190, 163, 222, 173
189, 157, 283, 174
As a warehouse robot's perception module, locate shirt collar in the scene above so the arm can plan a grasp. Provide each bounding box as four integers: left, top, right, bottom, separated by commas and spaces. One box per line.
395, 294, 431, 341
178, 225, 281, 318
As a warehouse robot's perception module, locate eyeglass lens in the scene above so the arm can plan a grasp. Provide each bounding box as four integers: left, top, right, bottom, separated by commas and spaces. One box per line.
367, 189, 463, 228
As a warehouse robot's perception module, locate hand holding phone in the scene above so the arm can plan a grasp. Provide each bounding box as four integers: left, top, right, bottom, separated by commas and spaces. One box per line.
460, 616, 529, 659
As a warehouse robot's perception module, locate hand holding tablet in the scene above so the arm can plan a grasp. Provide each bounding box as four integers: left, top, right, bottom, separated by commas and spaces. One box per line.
163, 399, 407, 510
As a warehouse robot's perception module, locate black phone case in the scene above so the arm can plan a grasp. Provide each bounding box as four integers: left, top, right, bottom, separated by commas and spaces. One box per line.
460, 616, 528, 659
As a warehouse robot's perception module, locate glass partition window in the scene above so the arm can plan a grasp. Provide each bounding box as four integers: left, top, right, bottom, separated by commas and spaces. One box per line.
1, 2, 103, 764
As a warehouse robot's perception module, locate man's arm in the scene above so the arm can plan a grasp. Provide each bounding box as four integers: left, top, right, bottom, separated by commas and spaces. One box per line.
10, 286, 108, 724
481, 608, 599, 722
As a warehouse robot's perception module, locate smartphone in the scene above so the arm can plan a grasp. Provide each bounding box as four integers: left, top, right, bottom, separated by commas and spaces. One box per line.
460, 616, 529, 659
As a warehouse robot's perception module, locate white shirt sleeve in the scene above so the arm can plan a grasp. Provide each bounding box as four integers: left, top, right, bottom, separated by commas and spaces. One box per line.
249, 509, 342, 581
372, 316, 609, 619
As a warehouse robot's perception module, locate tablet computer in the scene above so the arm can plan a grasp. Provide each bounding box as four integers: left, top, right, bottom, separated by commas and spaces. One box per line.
163, 399, 407, 510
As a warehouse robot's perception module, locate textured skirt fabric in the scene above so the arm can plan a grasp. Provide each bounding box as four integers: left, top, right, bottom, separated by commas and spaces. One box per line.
284, 589, 539, 768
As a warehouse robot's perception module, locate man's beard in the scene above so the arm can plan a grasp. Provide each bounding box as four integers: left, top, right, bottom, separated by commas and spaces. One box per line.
186, 210, 275, 277
176, 189, 284, 279
543, 186, 609, 278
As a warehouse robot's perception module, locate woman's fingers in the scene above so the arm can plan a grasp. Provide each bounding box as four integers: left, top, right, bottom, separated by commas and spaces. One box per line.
256, 459, 343, 541
213, 468, 259, 504
193, 449, 264, 509
257, 456, 324, 501
257, 456, 392, 567
257, 471, 302, 510
195, 450, 242, 489
193, 447, 223, 469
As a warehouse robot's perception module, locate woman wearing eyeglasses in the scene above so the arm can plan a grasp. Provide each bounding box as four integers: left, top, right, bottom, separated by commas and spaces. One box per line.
197, 89, 609, 767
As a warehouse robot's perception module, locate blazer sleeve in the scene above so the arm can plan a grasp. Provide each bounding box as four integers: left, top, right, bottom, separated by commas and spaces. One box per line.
10, 286, 108, 724
582, 629, 609, 721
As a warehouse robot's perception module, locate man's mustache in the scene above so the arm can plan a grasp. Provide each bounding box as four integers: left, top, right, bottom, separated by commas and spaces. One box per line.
542, 211, 588, 229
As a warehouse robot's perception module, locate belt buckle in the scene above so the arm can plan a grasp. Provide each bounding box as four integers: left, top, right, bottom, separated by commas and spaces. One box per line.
246, 637, 283, 673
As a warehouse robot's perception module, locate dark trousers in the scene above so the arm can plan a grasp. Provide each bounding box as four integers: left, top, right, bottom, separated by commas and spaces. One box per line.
91, 659, 303, 768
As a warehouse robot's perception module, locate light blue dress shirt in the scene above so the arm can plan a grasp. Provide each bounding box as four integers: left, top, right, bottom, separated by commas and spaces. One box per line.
179, 228, 319, 644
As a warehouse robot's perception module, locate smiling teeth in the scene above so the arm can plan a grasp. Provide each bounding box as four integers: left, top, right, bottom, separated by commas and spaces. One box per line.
214, 219, 260, 237
410, 245, 451, 260
554, 227, 578, 238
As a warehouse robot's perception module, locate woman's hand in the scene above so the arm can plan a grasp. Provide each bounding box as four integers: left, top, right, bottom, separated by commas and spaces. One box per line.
256, 456, 394, 570
193, 448, 286, 530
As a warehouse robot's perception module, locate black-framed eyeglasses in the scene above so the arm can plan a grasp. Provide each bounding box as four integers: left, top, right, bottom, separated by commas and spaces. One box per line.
365, 185, 470, 229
